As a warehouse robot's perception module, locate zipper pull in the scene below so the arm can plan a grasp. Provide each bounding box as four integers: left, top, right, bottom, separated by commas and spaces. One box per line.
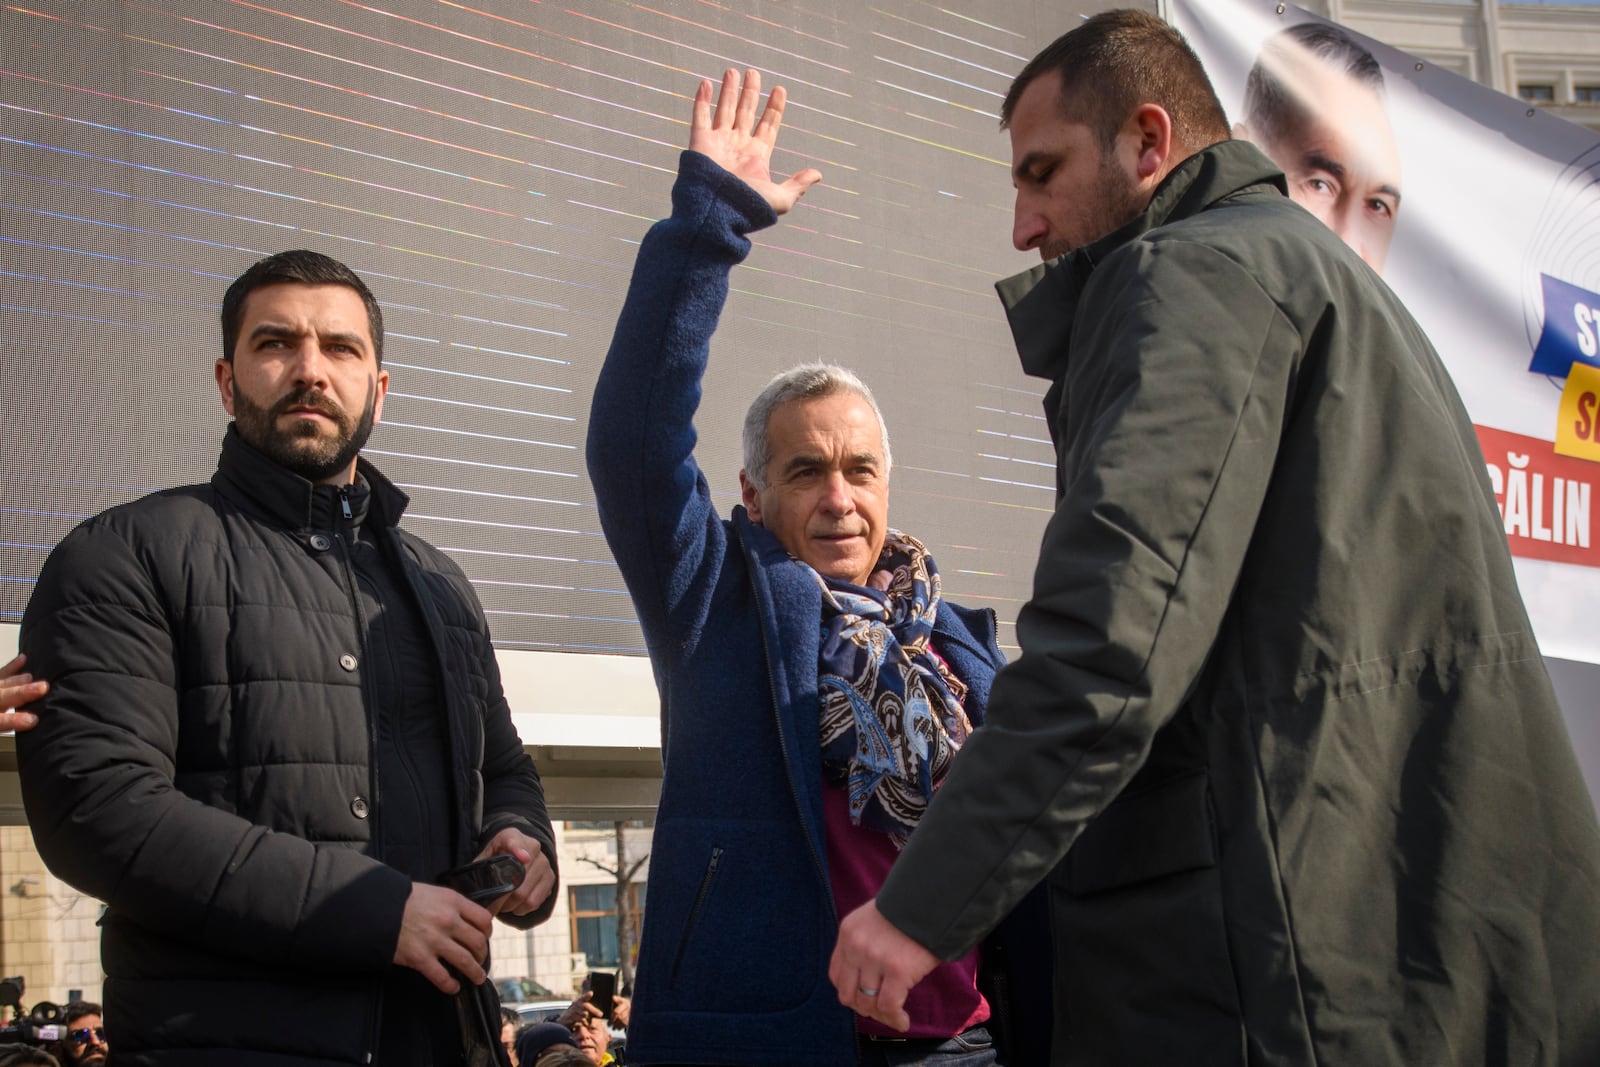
339, 487, 353, 521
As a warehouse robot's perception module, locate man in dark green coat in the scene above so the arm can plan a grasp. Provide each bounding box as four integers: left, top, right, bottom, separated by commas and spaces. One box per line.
830, 10, 1600, 1065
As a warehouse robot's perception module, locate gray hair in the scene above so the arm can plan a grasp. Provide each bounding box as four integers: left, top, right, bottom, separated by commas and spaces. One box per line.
741, 363, 892, 489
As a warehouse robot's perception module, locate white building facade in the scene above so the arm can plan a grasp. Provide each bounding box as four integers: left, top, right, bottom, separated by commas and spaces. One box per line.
1301, 0, 1600, 129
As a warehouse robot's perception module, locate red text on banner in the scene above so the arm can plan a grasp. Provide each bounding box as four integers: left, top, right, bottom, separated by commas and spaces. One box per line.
1477, 425, 1597, 568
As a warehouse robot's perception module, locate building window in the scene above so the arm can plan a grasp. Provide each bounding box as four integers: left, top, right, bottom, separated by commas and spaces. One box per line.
569, 883, 646, 968
1519, 83, 1556, 103
1576, 86, 1600, 104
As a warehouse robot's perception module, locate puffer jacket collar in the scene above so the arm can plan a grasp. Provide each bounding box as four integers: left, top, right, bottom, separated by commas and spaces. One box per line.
994, 139, 1288, 386
211, 424, 409, 533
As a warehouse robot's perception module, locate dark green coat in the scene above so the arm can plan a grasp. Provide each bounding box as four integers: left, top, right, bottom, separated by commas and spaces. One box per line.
878, 141, 1600, 1065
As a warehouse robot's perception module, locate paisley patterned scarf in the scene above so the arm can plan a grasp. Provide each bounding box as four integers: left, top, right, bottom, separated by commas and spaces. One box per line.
816, 530, 973, 849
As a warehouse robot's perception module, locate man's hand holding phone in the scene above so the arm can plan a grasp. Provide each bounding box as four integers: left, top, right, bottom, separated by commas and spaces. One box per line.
440, 853, 526, 903
471, 827, 556, 918
392, 881, 494, 995
390, 834, 551, 996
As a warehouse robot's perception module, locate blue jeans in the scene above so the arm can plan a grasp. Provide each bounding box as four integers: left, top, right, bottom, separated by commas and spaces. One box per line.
856, 1025, 998, 1067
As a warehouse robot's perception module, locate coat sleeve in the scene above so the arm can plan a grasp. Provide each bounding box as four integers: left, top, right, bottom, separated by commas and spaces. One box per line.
878, 239, 1302, 957
16, 517, 412, 973
584, 150, 777, 654
472, 598, 560, 929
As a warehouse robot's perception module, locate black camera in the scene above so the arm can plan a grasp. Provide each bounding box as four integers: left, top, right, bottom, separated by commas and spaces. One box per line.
0, 977, 64, 1046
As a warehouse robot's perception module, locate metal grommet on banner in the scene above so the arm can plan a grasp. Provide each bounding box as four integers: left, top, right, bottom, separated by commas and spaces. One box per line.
1275, 3, 1285, 13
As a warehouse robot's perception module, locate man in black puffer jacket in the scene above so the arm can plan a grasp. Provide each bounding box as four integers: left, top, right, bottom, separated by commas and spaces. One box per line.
17, 250, 558, 1066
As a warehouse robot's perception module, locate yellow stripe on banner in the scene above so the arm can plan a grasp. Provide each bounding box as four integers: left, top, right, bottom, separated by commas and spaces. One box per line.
1555, 360, 1600, 464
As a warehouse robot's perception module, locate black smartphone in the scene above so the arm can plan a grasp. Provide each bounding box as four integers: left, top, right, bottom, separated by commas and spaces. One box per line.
439, 854, 525, 904
588, 969, 616, 1018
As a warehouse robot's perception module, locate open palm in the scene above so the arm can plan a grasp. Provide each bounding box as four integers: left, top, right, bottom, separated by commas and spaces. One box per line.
689, 68, 821, 215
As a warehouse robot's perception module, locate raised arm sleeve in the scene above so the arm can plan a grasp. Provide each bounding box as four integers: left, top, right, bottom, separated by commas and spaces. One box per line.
585, 150, 777, 651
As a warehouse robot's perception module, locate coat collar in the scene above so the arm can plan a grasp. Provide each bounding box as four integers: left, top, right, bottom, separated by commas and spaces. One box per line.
994, 140, 1287, 386
211, 424, 410, 533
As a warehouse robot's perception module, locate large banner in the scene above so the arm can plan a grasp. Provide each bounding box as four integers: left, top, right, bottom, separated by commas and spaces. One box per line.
1168, 0, 1600, 666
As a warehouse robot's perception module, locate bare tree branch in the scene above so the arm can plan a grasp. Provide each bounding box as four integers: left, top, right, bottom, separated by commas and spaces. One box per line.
573, 823, 650, 989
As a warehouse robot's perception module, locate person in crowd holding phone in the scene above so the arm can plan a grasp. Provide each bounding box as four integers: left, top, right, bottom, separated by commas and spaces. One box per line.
586, 69, 1050, 1067
16, 250, 559, 1066
557, 974, 627, 1064
830, 11, 1600, 1065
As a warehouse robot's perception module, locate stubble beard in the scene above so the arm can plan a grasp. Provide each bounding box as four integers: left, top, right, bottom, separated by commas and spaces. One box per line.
231, 377, 378, 483
1039, 154, 1148, 262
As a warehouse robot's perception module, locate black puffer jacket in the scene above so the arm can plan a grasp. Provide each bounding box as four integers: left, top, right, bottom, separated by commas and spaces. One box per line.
17, 428, 556, 1066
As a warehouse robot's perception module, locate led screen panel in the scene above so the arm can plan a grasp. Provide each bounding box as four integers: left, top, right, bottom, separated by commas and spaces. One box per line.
1, 0, 1095, 654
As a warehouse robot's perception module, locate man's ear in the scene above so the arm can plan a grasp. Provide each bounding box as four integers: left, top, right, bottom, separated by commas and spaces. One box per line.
739, 470, 763, 522
1127, 102, 1174, 185
371, 368, 389, 425
215, 359, 236, 415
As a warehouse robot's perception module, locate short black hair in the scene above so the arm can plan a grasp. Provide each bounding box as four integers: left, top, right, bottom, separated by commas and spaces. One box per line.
220, 250, 384, 365
1244, 22, 1384, 148
59, 1002, 101, 1030
1002, 9, 1229, 153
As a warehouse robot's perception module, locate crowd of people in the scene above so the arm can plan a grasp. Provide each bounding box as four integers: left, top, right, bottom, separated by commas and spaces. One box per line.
0, 1001, 107, 1067
499, 990, 629, 1067
0, 6, 1598, 1066
0, 985, 633, 1067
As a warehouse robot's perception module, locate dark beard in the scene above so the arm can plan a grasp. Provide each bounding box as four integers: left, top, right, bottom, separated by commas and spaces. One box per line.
231, 378, 377, 483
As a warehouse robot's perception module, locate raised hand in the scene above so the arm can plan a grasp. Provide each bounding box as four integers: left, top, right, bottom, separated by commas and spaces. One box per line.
689, 67, 821, 215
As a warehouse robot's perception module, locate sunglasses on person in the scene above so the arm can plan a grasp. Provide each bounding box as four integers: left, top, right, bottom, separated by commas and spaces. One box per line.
68, 1026, 107, 1045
